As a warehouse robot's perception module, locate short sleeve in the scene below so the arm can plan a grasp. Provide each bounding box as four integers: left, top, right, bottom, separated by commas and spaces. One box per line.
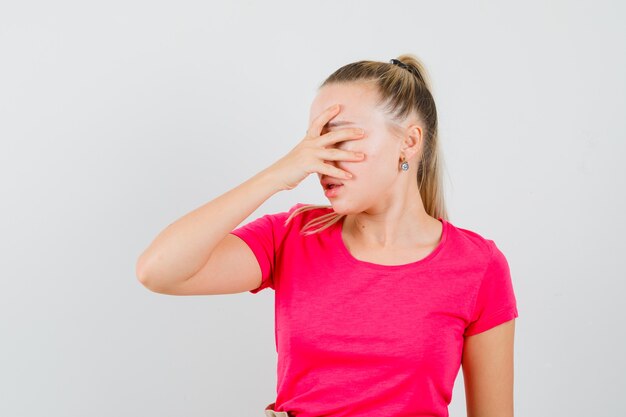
464, 240, 519, 336
229, 203, 306, 294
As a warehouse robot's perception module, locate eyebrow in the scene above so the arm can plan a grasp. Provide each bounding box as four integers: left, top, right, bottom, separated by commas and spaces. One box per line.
326, 120, 355, 128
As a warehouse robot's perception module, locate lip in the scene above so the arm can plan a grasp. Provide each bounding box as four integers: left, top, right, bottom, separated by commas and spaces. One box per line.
323, 183, 344, 198
320, 178, 344, 189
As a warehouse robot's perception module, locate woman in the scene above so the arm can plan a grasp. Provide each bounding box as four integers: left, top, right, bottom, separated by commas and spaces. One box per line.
136, 54, 519, 417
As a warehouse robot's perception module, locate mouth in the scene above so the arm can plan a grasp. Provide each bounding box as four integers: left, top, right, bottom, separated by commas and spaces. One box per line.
323, 179, 345, 189
323, 182, 344, 197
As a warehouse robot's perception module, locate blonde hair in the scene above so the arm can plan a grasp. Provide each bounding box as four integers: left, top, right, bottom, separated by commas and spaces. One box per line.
286, 54, 449, 236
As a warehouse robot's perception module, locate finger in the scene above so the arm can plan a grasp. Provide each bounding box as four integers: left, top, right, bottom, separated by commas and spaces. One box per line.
307, 104, 341, 138
318, 127, 365, 148
318, 148, 365, 162
319, 161, 354, 180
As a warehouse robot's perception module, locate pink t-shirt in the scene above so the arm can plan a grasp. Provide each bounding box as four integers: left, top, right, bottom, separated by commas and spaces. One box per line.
230, 202, 519, 417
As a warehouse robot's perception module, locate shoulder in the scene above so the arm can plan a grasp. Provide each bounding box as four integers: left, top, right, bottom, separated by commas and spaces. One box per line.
444, 219, 502, 266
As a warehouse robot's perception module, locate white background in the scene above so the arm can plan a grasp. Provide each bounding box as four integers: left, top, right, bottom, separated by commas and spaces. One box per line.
1, 1, 624, 415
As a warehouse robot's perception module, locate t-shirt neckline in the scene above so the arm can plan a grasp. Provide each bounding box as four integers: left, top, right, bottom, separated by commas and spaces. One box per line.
333, 215, 448, 270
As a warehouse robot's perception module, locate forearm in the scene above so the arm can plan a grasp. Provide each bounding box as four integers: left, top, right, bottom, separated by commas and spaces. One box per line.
136, 167, 281, 288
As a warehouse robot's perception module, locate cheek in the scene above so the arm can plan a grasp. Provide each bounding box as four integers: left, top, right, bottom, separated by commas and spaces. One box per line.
340, 138, 395, 174
347, 154, 390, 183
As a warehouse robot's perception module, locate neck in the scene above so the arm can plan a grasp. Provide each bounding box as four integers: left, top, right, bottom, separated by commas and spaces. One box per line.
343, 199, 436, 248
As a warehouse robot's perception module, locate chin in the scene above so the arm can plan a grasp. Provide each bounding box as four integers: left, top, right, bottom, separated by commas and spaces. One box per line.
329, 201, 360, 215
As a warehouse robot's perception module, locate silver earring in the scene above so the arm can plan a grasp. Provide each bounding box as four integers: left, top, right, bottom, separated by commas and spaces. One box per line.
400, 157, 409, 171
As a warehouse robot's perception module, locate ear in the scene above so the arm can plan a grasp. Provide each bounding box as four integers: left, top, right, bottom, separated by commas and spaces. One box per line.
402, 124, 423, 160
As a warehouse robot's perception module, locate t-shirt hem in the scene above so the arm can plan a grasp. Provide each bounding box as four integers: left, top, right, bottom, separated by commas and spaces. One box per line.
229, 230, 272, 293
464, 304, 519, 337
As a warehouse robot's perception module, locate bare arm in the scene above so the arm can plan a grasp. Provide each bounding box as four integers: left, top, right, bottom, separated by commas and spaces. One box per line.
135, 103, 365, 295
135, 167, 280, 292
462, 319, 516, 417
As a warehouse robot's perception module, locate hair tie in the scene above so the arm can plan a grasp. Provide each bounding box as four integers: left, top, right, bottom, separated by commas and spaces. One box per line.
390, 58, 413, 71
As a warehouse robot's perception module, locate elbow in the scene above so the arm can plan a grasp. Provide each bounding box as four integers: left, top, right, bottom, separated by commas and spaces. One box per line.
135, 256, 176, 295
136, 255, 157, 290
136, 270, 166, 294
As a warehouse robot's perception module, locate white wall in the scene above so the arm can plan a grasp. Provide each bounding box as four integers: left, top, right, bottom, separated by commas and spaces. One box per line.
1, 0, 624, 415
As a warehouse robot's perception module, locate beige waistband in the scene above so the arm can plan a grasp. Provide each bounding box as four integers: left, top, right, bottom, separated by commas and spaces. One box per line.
264, 402, 290, 417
